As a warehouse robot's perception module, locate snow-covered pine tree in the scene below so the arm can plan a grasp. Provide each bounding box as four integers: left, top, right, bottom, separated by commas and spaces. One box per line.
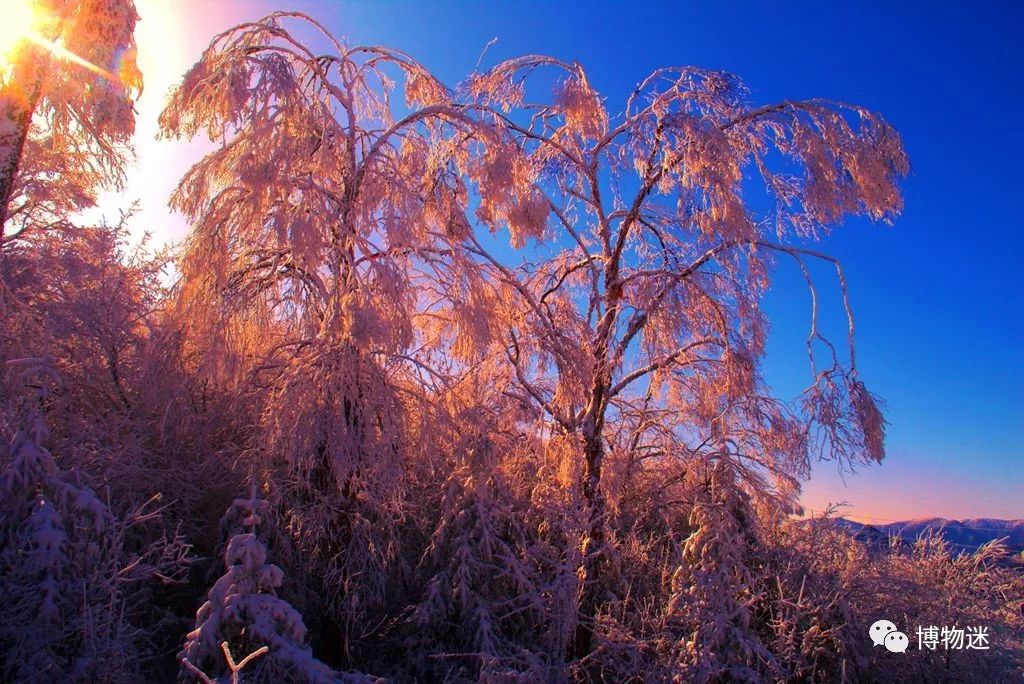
663, 456, 778, 683
0, 357, 188, 682
219, 483, 281, 548
411, 427, 546, 681
180, 488, 362, 683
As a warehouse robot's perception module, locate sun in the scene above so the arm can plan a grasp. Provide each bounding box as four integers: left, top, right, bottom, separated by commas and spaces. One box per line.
0, 0, 120, 84
0, 0, 40, 62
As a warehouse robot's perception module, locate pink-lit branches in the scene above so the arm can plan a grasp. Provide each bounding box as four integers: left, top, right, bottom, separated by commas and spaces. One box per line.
460, 56, 907, 658
162, 13, 907, 668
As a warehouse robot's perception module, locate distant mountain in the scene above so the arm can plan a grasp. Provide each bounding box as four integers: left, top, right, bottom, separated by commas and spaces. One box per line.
833, 517, 1024, 554
831, 518, 889, 550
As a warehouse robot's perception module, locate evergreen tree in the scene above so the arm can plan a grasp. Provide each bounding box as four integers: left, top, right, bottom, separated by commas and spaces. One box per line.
412, 432, 545, 680
0, 357, 187, 682
179, 490, 354, 683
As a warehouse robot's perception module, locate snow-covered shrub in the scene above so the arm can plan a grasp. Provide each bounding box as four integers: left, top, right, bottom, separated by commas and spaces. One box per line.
757, 510, 867, 681
0, 358, 189, 683
0, 0, 142, 236
408, 428, 547, 682
847, 531, 1024, 682
754, 511, 1024, 683
180, 489, 355, 683
660, 457, 778, 682
261, 341, 405, 656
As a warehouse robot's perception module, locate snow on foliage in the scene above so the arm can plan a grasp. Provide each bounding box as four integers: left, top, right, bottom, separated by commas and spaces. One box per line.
157, 11, 541, 650
0, 358, 188, 683
457, 51, 907, 664
180, 490, 352, 683
664, 458, 777, 681
410, 430, 547, 680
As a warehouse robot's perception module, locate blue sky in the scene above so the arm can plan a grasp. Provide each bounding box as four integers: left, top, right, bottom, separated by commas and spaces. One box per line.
126, 1, 1023, 520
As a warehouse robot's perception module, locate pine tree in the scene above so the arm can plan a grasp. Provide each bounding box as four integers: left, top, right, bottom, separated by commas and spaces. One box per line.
179, 489, 355, 684
0, 357, 188, 682
412, 431, 545, 680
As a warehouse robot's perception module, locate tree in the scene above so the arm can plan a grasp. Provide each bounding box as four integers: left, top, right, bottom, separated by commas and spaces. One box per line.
411, 420, 546, 681
663, 457, 776, 682
0, 0, 142, 252
157, 11, 524, 648
459, 58, 907, 659
179, 489, 345, 684
0, 216, 165, 414
160, 10, 907, 670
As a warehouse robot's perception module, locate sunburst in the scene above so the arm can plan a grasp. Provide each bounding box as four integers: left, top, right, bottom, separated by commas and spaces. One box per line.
0, 0, 40, 60
0, 0, 119, 83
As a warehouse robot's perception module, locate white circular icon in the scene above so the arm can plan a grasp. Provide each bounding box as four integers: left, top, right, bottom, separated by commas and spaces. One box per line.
870, 619, 898, 647
884, 631, 909, 653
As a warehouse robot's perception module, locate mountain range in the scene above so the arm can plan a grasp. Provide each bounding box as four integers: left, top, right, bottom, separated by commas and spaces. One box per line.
833, 517, 1024, 555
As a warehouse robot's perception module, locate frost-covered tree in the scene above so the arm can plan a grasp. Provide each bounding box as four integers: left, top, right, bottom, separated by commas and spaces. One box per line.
157, 8, 911, 675
5, 5, 1024, 683
457, 56, 907, 659
411, 424, 546, 681
157, 11, 530, 648
0, 215, 199, 561
662, 457, 776, 682
0, 217, 164, 411
180, 490, 346, 683
0, 0, 142, 246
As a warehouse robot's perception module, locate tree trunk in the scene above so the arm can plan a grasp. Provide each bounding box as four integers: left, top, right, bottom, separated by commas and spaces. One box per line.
572, 285, 619, 666
0, 45, 48, 247
572, 406, 611, 665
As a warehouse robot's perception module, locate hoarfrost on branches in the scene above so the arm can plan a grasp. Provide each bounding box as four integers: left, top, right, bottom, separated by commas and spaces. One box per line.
1, 6, 1020, 684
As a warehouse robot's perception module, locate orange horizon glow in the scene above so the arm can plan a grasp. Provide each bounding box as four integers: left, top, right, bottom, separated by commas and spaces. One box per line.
798, 453, 1024, 524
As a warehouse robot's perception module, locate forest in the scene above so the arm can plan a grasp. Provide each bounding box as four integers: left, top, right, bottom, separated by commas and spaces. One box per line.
0, 2, 1021, 683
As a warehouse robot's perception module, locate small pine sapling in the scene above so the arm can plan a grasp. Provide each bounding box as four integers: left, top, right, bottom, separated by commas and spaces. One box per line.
663, 457, 778, 682
412, 432, 546, 680
179, 487, 358, 683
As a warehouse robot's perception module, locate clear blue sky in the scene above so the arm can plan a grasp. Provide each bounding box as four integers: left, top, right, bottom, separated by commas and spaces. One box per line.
139, 1, 1024, 520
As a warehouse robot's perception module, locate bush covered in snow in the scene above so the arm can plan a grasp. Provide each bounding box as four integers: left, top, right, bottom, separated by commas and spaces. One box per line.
179, 491, 342, 683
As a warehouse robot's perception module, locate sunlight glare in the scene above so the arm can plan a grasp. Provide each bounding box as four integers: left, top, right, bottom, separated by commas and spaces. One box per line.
0, 0, 121, 85
0, 0, 39, 62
